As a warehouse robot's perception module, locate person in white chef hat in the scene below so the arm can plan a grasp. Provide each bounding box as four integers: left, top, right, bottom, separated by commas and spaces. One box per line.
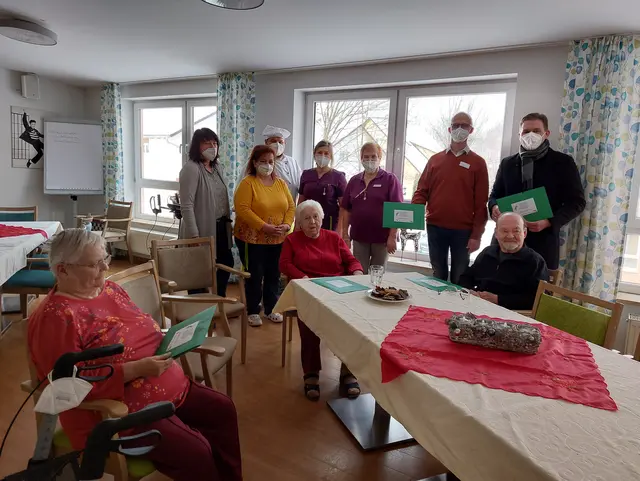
263, 125, 303, 202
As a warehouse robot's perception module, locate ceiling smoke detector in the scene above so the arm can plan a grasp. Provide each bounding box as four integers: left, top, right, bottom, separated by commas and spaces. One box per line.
0, 19, 57, 46
201, 0, 264, 10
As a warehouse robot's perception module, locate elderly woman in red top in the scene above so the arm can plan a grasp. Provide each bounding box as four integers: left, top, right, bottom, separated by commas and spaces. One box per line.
28, 229, 242, 481
279, 200, 364, 401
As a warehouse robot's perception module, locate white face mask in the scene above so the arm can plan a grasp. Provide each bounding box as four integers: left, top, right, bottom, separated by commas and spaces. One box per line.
257, 163, 274, 176
314, 155, 330, 168
270, 142, 285, 157
201, 147, 218, 161
450, 127, 470, 143
362, 160, 379, 174
520, 132, 545, 151
34, 368, 93, 415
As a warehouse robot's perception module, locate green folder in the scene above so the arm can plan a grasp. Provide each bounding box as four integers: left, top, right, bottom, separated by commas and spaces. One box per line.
382, 202, 426, 230
496, 187, 553, 222
311, 277, 369, 294
408, 276, 460, 292
156, 306, 215, 358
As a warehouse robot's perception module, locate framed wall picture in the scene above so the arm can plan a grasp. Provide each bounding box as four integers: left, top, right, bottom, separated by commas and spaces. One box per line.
11, 106, 51, 169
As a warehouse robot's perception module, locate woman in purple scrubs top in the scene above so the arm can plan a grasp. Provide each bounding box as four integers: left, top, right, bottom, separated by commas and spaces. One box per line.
298, 140, 347, 231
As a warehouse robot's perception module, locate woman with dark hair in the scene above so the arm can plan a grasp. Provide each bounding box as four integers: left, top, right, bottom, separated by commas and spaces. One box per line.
234, 145, 295, 326
298, 140, 347, 231
179, 128, 234, 296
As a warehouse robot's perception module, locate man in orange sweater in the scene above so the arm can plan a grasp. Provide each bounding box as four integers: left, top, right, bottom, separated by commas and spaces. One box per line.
411, 112, 489, 284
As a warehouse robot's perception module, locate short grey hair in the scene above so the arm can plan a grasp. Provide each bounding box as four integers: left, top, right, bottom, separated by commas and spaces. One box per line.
49, 229, 105, 272
295, 200, 324, 224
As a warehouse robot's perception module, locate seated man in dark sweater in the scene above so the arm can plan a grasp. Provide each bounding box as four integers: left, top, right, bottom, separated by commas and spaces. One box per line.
459, 212, 549, 310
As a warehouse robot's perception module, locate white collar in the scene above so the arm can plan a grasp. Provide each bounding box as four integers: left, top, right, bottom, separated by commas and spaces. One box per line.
446, 145, 470, 157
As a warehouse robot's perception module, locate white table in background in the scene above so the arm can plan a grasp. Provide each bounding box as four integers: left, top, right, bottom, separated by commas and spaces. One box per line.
274, 272, 640, 481
0, 221, 62, 286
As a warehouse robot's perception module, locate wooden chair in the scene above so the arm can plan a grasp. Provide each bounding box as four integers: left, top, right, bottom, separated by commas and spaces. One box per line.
548, 269, 562, 286
21, 298, 155, 481
2, 257, 55, 318
152, 238, 251, 395
281, 277, 295, 367
531, 281, 623, 348
107, 260, 230, 393
0, 205, 37, 221
93, 200, 134, 265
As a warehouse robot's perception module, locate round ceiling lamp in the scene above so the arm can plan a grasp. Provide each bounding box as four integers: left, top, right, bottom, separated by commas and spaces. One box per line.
0, 19, 57, 46
201, 0, 264, 10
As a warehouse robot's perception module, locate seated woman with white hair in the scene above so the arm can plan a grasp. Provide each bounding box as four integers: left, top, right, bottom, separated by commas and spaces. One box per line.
28, 229, 242, 481
279, 200, 364, 401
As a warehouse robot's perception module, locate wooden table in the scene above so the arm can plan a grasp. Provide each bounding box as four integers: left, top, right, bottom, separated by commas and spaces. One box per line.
274, 272, 640, 481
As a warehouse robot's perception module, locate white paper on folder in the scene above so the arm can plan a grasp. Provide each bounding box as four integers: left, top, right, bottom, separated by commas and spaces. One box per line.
327, 279, 351, 289
394, 210, 414, 223
167, 323, 198, 351
511, 198, 538, 216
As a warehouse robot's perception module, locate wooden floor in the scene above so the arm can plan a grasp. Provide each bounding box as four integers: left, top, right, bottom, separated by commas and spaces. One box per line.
0, 260, 445, 480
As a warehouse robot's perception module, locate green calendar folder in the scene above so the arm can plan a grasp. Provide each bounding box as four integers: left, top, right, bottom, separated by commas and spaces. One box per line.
496, 187, 553, 222
382, 202, 426, 230
156, 306, 215, 358
311, 277, 369, 294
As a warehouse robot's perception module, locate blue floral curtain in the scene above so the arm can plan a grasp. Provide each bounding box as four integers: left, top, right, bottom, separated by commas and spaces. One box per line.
101, 83, 125, 203
559, 36, 640, 300
217, 73, 256, 269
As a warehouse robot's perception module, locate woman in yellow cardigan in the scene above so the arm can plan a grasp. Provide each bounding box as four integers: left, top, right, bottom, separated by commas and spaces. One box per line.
234, 144, 295, 327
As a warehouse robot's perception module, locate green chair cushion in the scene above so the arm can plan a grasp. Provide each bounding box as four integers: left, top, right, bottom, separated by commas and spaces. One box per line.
4, 270, 56, 288
535, 293, 610, 346
53, 429, 156, 478
29, 253, 50, 269
0, 213, 36, 221
127, 457, 157, 478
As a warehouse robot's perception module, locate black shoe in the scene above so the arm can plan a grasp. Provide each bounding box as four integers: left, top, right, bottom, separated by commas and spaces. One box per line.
26, 160, 31, 168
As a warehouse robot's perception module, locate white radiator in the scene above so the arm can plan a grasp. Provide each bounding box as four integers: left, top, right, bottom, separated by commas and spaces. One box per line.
625, 314, 640, 355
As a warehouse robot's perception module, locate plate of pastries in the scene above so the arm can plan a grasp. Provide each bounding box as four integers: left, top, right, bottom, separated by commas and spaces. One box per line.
368, 286, 411, 303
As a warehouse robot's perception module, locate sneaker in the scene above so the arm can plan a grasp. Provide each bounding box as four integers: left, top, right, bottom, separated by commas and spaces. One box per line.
266, 313, 283, 323
248, 314, 263, 327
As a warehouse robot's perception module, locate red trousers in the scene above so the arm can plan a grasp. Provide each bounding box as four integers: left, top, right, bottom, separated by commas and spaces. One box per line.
132, 380, 242, 481
298, 319, 351, 377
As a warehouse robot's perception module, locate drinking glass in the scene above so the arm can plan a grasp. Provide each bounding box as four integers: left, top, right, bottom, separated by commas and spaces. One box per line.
369, 265, 385, 286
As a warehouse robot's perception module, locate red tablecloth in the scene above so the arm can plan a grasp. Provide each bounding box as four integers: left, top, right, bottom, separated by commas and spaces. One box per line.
381, 306, 617, 411
0, 224, 49, 239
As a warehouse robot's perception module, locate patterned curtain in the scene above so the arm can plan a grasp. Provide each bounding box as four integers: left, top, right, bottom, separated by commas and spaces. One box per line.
217, 73, 256, 269
559, 36, 640, 300
101, 83, 125, 203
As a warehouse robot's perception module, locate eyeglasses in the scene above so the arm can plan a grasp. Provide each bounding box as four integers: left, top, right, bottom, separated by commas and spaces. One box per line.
438, 287, 471, 301
67, 254, 112, 269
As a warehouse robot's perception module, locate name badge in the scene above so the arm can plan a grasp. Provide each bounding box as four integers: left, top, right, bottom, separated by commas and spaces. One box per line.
373, 184, 382, 187
459, 161, 470, 169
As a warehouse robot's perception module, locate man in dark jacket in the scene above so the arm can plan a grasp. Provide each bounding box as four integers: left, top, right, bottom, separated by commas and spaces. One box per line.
459, 212, 549, 310
488, 113, 585, 270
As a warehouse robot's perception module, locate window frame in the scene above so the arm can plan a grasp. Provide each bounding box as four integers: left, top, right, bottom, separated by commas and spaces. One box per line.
303, 80, 517, 266
133, 97, 216, 221
617, 149, 640, 293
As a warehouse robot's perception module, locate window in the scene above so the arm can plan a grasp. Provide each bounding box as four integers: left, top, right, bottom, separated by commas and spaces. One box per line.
305, 81, 516, 265
620, 157, 640, 293
134, 98, 217, 220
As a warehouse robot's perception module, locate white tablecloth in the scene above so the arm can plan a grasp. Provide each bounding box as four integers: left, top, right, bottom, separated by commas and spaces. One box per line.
0, 221, 62, 286
274, 272, 640, 481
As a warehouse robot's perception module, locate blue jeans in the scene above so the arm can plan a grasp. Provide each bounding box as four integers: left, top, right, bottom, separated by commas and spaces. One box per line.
426, 225, 471, 285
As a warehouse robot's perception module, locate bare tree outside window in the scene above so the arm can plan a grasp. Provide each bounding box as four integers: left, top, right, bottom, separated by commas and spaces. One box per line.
313, 99, 391, 179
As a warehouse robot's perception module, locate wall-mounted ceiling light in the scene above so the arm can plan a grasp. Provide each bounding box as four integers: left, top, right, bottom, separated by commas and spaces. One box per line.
201, 0, 264, 10
0, 19, 57, 46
